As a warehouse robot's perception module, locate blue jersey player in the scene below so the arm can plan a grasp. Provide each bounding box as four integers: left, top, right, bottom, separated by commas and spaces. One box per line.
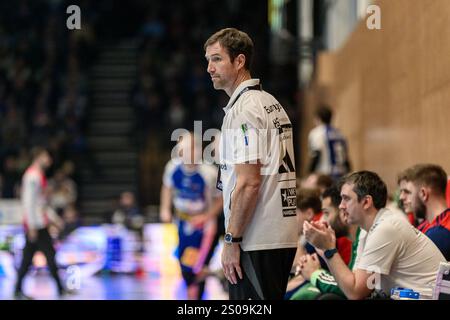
160, 132, 223, 299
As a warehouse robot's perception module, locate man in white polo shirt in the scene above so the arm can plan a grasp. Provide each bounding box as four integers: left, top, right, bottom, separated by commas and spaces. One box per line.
304, 171, 445, 299
204, 28, 298, 299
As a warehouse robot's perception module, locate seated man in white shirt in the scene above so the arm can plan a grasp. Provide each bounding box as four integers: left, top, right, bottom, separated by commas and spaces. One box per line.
304, 171, 445, 299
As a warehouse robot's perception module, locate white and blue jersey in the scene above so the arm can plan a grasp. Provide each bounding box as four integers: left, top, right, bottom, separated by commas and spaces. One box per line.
308, 124, 350, 178
162, 159, 218, 273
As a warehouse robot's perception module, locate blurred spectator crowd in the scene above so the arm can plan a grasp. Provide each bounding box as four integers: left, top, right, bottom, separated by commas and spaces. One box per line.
0, 1, 98, 187
0, 0, 99, 229
130, 0, 281, 150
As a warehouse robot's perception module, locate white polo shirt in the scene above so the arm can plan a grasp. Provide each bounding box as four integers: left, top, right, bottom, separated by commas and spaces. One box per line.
354, 208, 446, 299
218, 79, 298, 251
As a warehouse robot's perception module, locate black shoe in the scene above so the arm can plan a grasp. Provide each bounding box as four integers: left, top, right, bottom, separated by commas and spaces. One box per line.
14, 291, 34, 300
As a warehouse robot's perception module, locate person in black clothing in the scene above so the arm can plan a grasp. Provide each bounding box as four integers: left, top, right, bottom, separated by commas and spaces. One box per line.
14, 147, 72, 300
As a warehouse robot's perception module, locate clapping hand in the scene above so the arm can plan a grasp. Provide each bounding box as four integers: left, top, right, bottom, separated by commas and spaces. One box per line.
303, 220, 336, 252
298, 253, 321, 281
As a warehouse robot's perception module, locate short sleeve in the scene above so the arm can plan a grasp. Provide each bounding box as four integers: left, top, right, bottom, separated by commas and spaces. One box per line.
355, 224, 400, 275
228, 98, 265, 164
162, 160, 177, 188
201, 165, 221, 198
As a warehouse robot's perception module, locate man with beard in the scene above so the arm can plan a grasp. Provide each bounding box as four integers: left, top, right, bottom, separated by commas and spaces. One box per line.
289, 185, 359, 300
397, 173, 419, 226
304, 171, 445, 299
398, 164, 450, 260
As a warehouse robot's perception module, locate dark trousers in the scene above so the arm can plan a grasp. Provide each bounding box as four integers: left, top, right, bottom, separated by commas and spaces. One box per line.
229, 247, 296, 300
15, 228, 63, 294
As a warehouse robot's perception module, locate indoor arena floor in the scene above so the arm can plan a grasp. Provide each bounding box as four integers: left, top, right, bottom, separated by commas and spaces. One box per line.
0, 224, 228, 300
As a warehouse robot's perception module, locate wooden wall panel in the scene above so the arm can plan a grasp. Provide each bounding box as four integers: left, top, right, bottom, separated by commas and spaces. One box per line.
300, 0, 450, 192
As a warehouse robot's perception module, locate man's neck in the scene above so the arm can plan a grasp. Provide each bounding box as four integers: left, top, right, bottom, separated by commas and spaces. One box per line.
347, 224, 358, 242
360, 208, 379, 233
226, 71, 251, 97
426, 198, 448, 223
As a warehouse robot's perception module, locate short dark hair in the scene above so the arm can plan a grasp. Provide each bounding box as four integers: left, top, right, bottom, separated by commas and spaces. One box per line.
402, 164, 447, 196
297, 188, 322, 214
30, 146, 48, 161
322, 185, 342, 209
204, 28, 253, 70
317, 174, 333, 191
315, 105, 333, 125
342, 171, 387, 210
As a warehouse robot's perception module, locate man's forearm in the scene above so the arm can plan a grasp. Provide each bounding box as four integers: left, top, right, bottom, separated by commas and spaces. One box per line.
227, 182, 260, 237
159, 186, 173, 222
326, 254, 367, 300
195, 221, 217, 271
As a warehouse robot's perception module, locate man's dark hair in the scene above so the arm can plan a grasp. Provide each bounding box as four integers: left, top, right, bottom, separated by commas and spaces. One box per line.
342, 171, 387, 210
402, 164, 447, 196
297, 188, 322, 214
317, 174, 333, 191
322, 185, 342, 209
204, 28, 254, 70
315, 105, 333, 125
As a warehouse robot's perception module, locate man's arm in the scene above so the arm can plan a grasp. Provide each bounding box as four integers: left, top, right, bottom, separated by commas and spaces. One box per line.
426, 227, 450, 260
190, 195, 223, 228
227, 162, 262, 237
304, 221, 373, 300
193, 219, 217, 274
222, 162, 262, 284
159, 185, 173, 223
292, 239, 307, 271
322, 253, 373, 300
46, 207, 64, 231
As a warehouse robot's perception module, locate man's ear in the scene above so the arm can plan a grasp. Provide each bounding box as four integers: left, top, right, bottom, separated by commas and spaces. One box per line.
363, 195, 373, 210
419, 187, 429, 203
234, 53, 246, 70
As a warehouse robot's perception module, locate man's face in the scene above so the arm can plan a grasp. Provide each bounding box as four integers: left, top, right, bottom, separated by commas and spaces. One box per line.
399, 179, 413, 213
205, 42, 238, 92
339, 183, 364, 225
322, 196, 347, 238
405, 181, 427, 220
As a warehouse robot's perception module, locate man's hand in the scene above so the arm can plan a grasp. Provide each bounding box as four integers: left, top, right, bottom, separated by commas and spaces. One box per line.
194, 266, 210, 283
27, 229, 38, 243
46, 207, 65, 231
159, 210, 172, 223
299, 253, 321, 281
190, 213, 211, 229
303, 220, 336, 251
221, 243, 243, 285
